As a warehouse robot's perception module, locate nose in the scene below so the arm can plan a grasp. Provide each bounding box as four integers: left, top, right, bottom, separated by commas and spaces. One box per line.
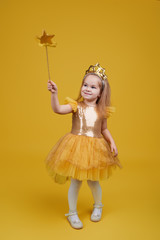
86, 86, 90, 91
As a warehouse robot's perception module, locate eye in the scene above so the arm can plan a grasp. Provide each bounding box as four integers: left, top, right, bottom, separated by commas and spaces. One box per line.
84, 83, 87, 87
91, 86, 96, 89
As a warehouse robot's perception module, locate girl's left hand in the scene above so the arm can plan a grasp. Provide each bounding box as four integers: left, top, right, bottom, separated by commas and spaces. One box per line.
110, 141, 118, 157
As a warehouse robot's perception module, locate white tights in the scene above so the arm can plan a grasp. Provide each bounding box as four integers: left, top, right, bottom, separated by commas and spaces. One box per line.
68, 178, 102, 212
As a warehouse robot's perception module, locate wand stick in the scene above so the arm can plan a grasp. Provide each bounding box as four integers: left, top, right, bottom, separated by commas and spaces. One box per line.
45, 46, 50, 80
36, 30, 57, 80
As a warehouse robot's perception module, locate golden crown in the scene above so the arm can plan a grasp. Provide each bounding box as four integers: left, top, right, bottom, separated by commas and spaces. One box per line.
85, 63, 107, 81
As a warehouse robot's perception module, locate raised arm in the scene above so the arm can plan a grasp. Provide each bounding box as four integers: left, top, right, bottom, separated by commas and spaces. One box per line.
48, 80, 73, 114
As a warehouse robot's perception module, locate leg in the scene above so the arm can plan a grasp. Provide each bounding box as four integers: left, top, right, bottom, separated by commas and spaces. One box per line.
87, 180, 102, 205
65, 178, 83, 229
68, 178, 82, 211
87, 180, 103, 221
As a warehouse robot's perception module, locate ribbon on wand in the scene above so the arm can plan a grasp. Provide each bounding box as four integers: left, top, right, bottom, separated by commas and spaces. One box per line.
36, 30, 57, 80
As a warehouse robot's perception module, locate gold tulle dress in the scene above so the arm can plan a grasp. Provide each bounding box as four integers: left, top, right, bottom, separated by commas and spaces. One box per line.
45, 97, 122, 184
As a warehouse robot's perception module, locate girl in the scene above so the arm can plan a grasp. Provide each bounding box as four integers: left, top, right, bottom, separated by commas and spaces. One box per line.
45, 63, 122, 230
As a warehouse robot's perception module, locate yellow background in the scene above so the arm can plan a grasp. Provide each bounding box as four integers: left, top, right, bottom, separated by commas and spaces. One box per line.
0, 0, 160, 239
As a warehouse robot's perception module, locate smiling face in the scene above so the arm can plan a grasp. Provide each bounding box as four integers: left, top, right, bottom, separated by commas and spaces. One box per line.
81, 74, 102, 103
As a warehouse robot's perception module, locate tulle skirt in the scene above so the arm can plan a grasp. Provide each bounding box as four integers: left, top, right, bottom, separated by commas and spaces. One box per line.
45, 133, 122, 184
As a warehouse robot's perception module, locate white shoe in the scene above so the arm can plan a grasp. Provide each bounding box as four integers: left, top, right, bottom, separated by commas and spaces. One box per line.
65, 210, 83, 229
90, 203, 104, 222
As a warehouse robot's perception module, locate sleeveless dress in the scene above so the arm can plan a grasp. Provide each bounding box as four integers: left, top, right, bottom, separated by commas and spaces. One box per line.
45, 97, 122, 184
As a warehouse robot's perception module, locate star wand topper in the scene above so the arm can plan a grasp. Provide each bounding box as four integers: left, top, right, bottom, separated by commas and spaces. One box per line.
36, 30, 57, 80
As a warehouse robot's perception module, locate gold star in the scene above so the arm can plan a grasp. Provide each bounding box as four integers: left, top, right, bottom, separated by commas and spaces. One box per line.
36, 30, 57, 47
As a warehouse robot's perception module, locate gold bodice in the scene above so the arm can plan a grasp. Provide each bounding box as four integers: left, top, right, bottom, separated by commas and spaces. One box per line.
71, 102, 103, 138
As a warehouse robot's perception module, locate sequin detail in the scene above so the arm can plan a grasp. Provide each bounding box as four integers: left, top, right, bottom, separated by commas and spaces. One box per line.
71, 102, 103, 138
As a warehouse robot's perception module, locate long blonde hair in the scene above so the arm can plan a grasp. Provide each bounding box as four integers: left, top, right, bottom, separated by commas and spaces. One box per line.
76, 73, 111, 118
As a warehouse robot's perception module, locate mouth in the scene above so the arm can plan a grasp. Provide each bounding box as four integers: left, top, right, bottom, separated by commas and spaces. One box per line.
83, 92, 92, 95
